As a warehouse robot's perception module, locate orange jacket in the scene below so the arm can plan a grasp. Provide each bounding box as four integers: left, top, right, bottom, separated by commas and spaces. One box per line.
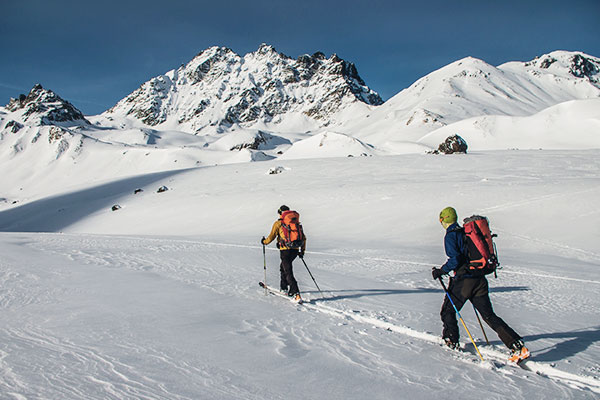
263, 219, 306, 252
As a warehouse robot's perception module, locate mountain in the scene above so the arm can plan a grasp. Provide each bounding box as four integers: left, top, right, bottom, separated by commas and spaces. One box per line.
5, 84, 89, 127
1, 49, 600, 197
102, 44, 383, 134
0, 84, 92, 172
341, 51, 600, 149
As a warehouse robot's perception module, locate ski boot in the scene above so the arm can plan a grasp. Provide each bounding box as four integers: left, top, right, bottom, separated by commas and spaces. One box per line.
508, 339, 530, 363
444, 338, 460, 350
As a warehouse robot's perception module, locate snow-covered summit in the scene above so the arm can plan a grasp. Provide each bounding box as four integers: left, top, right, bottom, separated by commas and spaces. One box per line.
342, 51, 600, 147
5, 84, 89, 127
104, 44, 383, 133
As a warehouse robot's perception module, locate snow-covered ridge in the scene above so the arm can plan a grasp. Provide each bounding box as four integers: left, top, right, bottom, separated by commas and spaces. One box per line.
104, 44, 383, 133
1, 49, 599, 191
342, 51, 600, 147
504, 50, 600, 83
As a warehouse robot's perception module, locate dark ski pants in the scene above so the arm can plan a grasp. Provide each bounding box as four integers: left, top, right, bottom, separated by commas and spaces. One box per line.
440, 276, 521, 349
279, 249, 300, 295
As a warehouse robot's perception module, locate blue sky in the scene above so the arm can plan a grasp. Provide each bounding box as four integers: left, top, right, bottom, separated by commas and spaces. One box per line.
1, 0, 599, 115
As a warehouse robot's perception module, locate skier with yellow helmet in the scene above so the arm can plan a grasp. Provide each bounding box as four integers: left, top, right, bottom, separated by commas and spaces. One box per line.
433, 207, 530, 362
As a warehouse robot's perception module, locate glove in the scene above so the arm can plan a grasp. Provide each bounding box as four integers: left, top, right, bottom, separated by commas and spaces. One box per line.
298, 250, 305, 258
432, 267, 446, 280
261, 236, 266, 245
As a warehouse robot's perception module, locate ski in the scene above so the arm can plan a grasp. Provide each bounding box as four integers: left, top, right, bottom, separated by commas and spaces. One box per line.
258, 282, 306, 304
444, 341, 532, 370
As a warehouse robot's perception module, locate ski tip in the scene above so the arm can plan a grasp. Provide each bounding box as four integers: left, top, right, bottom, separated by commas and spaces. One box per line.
259, 281, 266, 288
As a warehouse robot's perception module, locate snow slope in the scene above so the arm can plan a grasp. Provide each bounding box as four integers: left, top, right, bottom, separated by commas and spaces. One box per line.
1, 151, 599, 399
418, 98, 600, 150
341, 51, 600, 149
278, 131, 381, 160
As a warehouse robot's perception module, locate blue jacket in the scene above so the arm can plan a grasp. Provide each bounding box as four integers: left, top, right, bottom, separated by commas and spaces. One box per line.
441, 222, 468, 274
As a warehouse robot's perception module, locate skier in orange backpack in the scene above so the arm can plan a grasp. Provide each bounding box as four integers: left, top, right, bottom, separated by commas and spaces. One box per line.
262, 205, 306, 302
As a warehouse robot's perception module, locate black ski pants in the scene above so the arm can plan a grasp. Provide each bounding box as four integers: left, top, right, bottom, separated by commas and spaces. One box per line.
440, 276, 521, 348
279, 249, 300, 295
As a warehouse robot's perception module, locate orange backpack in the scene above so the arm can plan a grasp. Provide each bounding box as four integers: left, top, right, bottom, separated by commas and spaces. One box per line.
280, 210, 305, 249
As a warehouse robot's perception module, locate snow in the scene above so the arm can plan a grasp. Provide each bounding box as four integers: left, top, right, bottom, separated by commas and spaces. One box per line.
278, 131, 381, 159
1, 48, 600, 399
418, 98, 600, 150
339, 51, 600, 150
1, 150, 599, 399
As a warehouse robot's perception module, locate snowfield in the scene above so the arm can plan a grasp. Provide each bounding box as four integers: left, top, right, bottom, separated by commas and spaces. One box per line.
1, 151, 599, 399
1, 47, 599, 399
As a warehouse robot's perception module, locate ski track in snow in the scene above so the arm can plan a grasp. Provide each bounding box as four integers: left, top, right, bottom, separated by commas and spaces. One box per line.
297, 298, 600, 394
0, 233, 595, 398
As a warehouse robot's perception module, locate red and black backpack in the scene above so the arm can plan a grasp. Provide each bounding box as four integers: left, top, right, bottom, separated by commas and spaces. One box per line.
463, 215, 500, 277
279, 210, 305, 249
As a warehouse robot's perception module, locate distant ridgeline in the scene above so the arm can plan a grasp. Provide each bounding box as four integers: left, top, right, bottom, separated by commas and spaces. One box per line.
0, 47, 599, 174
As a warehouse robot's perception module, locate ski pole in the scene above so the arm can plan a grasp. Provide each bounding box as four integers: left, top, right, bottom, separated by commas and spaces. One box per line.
262, 240, 267, 295
438, 277, 484, 361
472, 304, 490, 345
300, 256, 324, 297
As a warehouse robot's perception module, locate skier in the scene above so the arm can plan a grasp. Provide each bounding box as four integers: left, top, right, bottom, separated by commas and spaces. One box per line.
432, 207, 530, 362
261, 205, 306, 302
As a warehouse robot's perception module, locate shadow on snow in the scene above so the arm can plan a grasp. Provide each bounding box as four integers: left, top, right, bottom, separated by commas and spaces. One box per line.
0, 168, 189, 232
305, 286, 530, 303
523, 326, 600, 362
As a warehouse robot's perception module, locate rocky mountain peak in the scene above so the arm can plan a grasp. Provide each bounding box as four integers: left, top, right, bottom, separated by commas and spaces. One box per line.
105, 44, 382, 132
255, 43, 284, 57
184, 46, 240, 85
6, 84, 89, 126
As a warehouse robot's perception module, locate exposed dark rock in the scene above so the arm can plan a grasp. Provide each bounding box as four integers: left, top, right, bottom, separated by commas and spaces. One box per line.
429, 135, 468, 154
48, 126, 70, 144
5, 120, 24, 133
312, 52, 326, 60
268, 166, 285, 175
569, 54, 599, 79
111, 205, 121, 211
539, 57, 557, 69
230, 132, 269, 151
157, 185, 169, 193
